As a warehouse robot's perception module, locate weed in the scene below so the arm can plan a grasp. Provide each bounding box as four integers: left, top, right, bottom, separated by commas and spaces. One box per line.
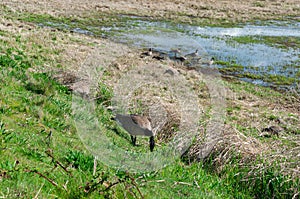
96, 81, 113, 106
232, 36, 300, 49
65, 150, 94, 172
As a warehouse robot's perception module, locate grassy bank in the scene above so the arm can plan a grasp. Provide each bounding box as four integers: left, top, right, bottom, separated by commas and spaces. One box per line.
0, 47, 239, 198
1, 5, 299, 199
1, 33, 299, 199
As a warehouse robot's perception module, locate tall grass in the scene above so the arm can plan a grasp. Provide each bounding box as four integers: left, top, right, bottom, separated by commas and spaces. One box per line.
202, 152, 300, 199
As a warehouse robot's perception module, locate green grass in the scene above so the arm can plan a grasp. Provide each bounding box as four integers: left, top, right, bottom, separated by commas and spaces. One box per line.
1, 43, 299, 199
207, 156, 300, 199
138, 161, 251, 199
0, 42, 236, 198
216, 59, 299, 86
1, 7, 299, 198
232, 35, 300, 49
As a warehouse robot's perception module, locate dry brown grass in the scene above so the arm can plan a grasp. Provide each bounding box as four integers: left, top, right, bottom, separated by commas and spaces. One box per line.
2, 0, 300, 23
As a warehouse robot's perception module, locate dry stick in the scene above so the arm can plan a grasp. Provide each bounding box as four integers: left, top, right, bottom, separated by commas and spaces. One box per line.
126, 186, 136, 198
46, 150, 71, 175
86, 173, 116, 194
128, 175, 144, 199
33, 182, 44, 199
140, 179, 165, 184
62, 180, 69, 192
103, 179, 122, 191
174, 181, 193, 186
292, 191, 299, 199
86, 179, 105, 193
30, 170, 58, 187
93, 156, 97, 176
194, 179, 200, 189
125, 183, 139, 199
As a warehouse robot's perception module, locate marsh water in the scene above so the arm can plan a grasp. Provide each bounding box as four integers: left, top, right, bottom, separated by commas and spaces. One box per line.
101, 18, 300, 90
40, 18, 300, 90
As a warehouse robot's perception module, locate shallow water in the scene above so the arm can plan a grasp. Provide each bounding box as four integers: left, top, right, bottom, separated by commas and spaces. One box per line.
121, 19, 300, 37
39, 18, 299, 89
192, 24, 300, 37
102, 19, 299, 89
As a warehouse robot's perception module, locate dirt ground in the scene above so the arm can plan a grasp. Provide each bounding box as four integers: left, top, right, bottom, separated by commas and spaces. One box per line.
2, 0, 300, 23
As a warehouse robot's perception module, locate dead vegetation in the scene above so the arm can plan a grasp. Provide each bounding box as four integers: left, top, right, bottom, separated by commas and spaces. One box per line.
2, 0, 300, 24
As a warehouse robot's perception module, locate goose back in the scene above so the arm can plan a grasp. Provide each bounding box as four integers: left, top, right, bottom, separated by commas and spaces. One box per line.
115, 114, 153, 136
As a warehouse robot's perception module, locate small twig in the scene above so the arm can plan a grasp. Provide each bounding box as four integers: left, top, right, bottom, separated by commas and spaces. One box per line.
62, 180, 69, 192
194, 180, 200, 189
174, 181, 193, 186
127, 175, 144, 199
292, 191, 299, 199
93, 157, 97, 176
46, 149, 71, 175
103, 179, 122, 191
125, 184, 137, 198
33, 182, 44, 199
28, 169, 58, 187
143, 179, 165, 183
85, 178, 105, 193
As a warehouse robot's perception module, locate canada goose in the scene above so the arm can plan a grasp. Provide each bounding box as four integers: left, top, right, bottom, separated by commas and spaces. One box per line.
262, 126, 282, 137
152, 50, 168, 61
114, 114, 155, 152
152, 55, 165, 61
175, 56, 187, 62
200, 57, 215, 67
140, 48, 153, 58
209, 57, 215, 65
185, 49, 199, 57
171, 48, 181, 57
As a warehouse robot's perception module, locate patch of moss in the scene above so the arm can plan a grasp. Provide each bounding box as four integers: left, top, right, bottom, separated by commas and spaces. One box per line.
232, 36, 300, 49
216, 60, 245, 74
263, 74, 296, 85
238, 72, 261, 80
